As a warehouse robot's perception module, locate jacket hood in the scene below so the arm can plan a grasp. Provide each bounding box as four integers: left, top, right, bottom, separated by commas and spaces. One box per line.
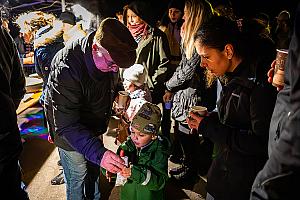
34, 21, 64, 49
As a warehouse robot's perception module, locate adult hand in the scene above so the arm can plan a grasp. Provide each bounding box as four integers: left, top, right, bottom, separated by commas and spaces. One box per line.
267, 60, 283, 91
186, 112, 205, 131
163, 90, 173, 103
100, 150, 125, 173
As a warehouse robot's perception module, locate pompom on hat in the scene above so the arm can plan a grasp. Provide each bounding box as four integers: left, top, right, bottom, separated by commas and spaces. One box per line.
123, 64, 146, 87
95, 17, 138, 68
131, 102, 161, 135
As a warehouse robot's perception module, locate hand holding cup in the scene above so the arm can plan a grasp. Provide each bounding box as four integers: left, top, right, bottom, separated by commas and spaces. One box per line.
118, 91, 129, 109
186, 106, 208, 132
268, 60, 284, 91
190, 106, 208, 117
270, 49, 288, 91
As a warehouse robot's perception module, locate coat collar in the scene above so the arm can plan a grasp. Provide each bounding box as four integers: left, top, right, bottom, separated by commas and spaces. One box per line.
82, 31, 115, 82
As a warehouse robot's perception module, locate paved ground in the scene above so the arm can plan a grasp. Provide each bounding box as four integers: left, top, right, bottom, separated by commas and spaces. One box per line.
18, 105, 207, 200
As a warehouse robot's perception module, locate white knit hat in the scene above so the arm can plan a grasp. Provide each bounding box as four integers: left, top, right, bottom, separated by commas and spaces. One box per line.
123, 64, 146, 87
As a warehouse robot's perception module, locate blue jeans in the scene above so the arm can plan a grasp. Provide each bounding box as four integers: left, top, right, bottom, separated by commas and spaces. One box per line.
59, 148, 100, 200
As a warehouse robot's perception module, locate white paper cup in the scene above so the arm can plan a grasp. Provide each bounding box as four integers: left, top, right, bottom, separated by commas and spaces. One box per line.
272, 49, 288, 87
190, 106, 208, 117
118, 91, 129, 109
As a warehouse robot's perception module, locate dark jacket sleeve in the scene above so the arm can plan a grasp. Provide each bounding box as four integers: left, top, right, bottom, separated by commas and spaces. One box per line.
34, 48, 43, 79
49, 57, 107, 165
286, 1, 300, 167
0, 26, 24, 161
199, 83, 276, 156
165, 50, 199, 92
9, 33, 26, 107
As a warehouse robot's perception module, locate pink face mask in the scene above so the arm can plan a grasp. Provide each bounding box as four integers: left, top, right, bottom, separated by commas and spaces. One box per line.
92, 42, 119, 72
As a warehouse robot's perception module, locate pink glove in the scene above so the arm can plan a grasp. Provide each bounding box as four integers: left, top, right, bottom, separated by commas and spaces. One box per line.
100, 150, 125, 173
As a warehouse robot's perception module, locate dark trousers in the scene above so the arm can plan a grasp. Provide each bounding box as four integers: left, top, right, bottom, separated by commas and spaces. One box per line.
0, 158, 29, 200
177, 122, 213, 175
161, 102, 172, 139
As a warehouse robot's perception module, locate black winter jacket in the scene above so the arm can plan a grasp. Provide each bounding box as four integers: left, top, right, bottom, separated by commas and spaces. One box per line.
0, 26, 26, 163
46, 32, 117, 165
198, 60, 277, 200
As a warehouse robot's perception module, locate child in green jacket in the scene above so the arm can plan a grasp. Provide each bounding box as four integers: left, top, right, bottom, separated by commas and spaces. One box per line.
117, 102, 171, 200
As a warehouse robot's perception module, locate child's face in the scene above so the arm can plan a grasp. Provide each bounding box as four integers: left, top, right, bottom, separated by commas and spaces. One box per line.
130, 127, 154, 148
127, 9, 144, 26
123, 79, 135, 93
168, 8, 182, 23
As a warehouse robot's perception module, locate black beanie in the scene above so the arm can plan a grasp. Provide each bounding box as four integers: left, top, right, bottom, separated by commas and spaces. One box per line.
168, 0, 185, 13
59, 11, 76, 25
127, 1, 158, 28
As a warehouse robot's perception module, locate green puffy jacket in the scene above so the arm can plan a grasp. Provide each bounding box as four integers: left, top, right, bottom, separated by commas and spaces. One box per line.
118, 136, 171, 200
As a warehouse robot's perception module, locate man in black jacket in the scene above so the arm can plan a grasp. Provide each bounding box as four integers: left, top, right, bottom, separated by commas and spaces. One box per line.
250, 3, 300, 199
0, 19, 27, 199
46, 18, 137, 199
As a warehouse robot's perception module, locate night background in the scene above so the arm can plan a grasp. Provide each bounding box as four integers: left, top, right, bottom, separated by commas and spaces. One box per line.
1, 0, 299, 44
1, 0, 299, 18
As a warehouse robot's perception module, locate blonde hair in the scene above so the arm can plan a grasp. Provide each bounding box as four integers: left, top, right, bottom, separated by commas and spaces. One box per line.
182, 0, 214, 59
205, 69, 229, 88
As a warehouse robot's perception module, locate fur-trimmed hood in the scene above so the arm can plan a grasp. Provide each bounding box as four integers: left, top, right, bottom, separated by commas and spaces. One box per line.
34, 20, 64, 49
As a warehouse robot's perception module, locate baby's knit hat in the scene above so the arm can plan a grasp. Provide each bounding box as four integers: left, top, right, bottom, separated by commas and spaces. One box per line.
131, 102, 161, 135
123, 64, 146, 87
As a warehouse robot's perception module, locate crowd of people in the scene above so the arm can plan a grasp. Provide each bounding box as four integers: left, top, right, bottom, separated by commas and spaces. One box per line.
1, 0, 300, 200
